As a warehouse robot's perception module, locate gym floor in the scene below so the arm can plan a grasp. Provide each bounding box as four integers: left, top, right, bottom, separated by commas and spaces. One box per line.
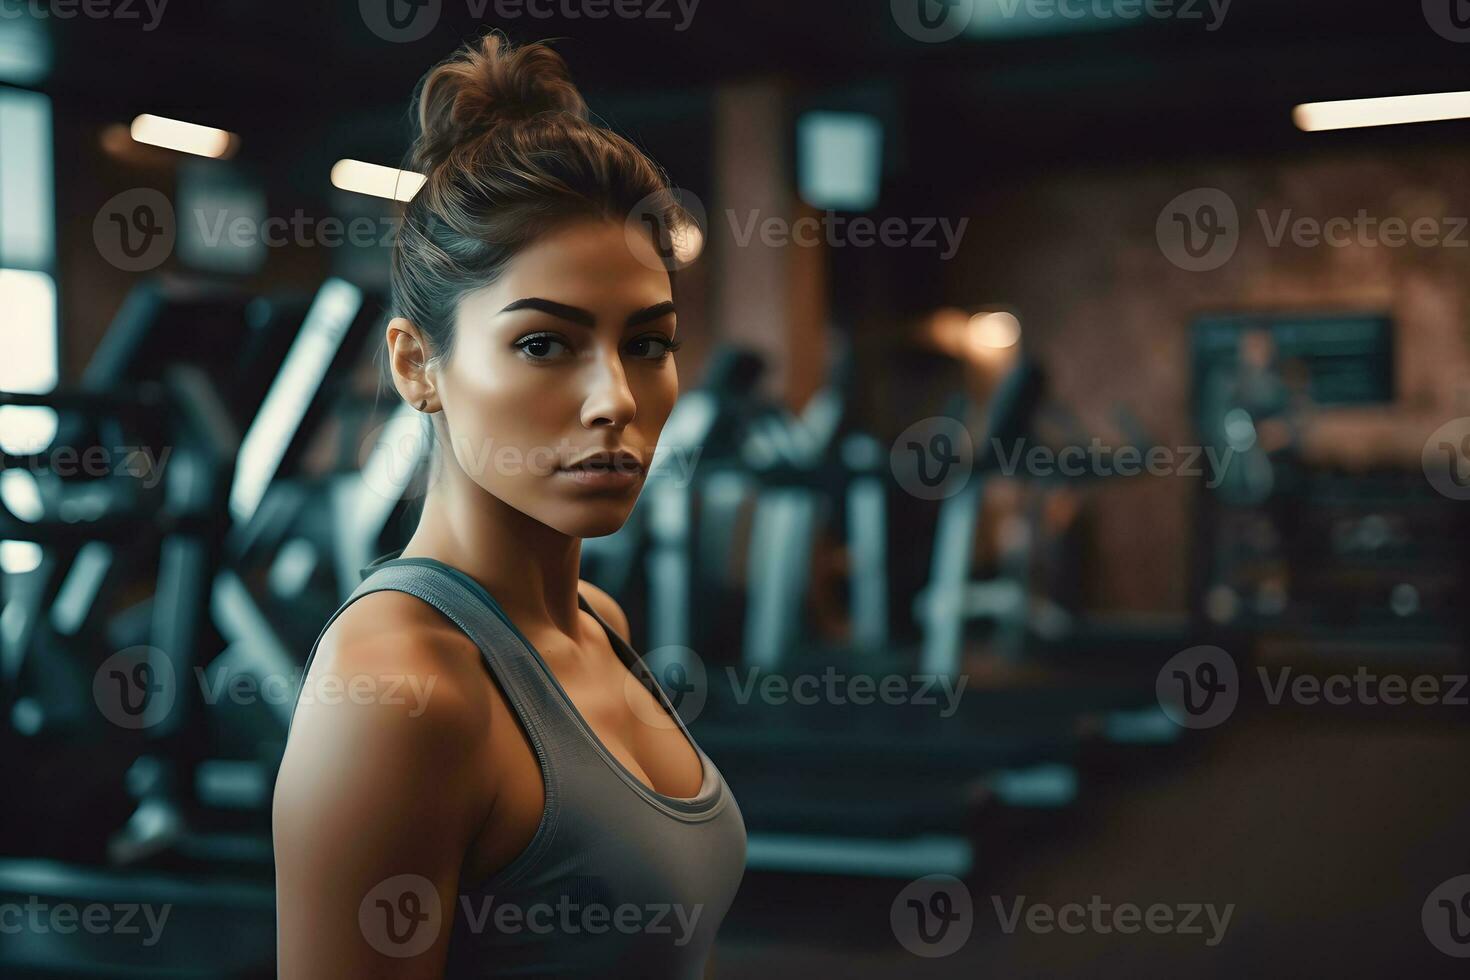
718, 709, 1470, 979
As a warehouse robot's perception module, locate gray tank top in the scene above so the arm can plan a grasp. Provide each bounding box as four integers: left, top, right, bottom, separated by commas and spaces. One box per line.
287, 553, 747, 978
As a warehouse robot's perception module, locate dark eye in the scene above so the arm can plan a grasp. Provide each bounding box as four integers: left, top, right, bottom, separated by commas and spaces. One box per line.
626, 335, 680, 361
514, 333, 571, 360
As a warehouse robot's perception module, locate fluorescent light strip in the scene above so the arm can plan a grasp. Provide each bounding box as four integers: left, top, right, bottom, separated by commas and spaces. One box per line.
1293, 91, 1470, 132
130, 114, 236, 158
330, 159, 426, 202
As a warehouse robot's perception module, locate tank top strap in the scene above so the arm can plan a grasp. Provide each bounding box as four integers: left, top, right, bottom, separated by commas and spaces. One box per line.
286, 557, 567, 775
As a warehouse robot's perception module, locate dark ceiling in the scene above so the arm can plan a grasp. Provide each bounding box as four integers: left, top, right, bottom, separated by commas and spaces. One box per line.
13, 0, 1470, 199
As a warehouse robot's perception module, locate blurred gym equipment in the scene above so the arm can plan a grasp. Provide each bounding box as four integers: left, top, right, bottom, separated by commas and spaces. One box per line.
0, 276, 425, 978
682, 354, 1185, 877
1, 279, 303, 977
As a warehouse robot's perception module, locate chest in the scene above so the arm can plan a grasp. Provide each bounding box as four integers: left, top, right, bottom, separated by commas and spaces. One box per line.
461, 624, 707, 886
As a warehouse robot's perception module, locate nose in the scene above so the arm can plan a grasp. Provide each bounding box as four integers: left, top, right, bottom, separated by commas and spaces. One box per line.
580, 343, 637, 430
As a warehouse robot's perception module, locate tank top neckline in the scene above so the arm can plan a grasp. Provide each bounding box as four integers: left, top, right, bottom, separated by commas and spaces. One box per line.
362, 550, 723, 817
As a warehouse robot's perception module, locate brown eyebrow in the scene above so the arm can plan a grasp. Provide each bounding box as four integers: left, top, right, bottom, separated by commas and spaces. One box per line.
499, 298, 676, 330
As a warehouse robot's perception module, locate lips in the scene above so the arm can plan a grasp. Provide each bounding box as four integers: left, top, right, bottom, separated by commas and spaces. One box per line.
555, 449, 646, 491
560, 449, 645, 474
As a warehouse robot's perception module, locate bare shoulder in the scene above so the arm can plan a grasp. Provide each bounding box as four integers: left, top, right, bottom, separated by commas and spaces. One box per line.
310, 588, 492, 732
319, 588, 483, 673
578, 580, 631, 641
275, 590, 494, 832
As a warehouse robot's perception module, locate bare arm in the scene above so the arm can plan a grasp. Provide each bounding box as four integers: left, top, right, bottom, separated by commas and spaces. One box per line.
273, 605, 491, 979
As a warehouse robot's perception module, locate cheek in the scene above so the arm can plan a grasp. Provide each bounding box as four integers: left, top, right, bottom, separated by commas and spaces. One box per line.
442, 354, 577, 478
459, 347, 542, 405
636, 363, 679, 434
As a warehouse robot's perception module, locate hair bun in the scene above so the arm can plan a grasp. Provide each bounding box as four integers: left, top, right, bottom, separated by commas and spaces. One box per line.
413, 32, 588, 173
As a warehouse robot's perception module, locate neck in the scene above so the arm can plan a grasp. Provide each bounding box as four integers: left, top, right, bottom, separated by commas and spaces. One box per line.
399, 455, 584, 636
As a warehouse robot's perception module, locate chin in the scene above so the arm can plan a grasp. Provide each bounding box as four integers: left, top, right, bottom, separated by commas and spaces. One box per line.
548, 502, 637, 539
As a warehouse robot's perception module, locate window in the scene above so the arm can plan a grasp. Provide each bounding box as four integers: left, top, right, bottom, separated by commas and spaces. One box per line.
0, 85, 56, 573
796, 111, 883, 212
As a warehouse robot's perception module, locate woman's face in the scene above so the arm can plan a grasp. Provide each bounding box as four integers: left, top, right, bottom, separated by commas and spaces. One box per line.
430, 219, 679, 538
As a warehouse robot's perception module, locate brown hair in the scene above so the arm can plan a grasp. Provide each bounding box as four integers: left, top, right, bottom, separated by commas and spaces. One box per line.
390, 30, 685, 370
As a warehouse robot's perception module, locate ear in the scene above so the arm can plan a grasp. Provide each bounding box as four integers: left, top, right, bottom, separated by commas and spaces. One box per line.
386, 317, 439, 413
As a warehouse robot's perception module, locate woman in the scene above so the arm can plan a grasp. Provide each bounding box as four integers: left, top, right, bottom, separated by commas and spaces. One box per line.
273, 32, 746, 979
